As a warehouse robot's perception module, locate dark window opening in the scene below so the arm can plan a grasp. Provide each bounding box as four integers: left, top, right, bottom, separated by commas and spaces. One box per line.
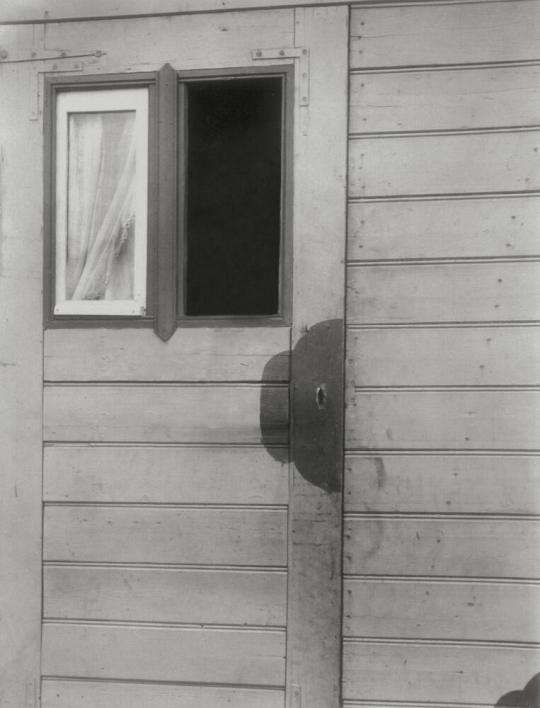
184, 77, 283, 316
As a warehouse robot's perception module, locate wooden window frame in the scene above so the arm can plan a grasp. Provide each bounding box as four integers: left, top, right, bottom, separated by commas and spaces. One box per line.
43, 64, 294, 339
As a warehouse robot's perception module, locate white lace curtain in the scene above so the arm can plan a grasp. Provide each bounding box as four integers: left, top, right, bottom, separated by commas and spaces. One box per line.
66, 111, 136, 301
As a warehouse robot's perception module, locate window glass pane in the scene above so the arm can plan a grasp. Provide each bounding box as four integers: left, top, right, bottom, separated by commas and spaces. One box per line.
185, 77, 282, 316
66, 111, 136, 301
55, 89, 148, 316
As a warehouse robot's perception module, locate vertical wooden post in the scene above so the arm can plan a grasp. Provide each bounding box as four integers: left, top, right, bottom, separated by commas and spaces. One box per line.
286, 6, 349, 708
0, 56, 43, 708
154, 63, 178, 341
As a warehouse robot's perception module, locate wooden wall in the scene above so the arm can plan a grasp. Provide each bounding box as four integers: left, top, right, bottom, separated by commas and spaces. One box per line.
343, 1, 540, 706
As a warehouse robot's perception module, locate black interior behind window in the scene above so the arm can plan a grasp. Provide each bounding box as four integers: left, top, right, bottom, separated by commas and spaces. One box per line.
184, 77, 282, 316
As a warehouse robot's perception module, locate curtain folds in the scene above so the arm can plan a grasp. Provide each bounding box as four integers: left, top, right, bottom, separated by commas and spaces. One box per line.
66, 111, 136, 301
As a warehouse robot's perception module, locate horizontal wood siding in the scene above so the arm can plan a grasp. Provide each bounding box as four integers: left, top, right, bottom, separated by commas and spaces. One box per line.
344, 517, 540, 578
44, 384, 288, 443
349, 131, 540, 197
41, 623, 285, 686
345, 454, 540, 515
44, 506, 286, 565
347, 327, 540, 386
350, 1, 540, 68
41, 681, 284, 708
44, 566, 286, 625
44, 445, 288, 504
348, 196, 540, 260
350, 66, 540, 134
346, 389, 540, 450
347, 261, 540, 324
343, 578, 540, 642
44, 327, 290, 382
342, 642, 540, 704
344, 2, 540, 705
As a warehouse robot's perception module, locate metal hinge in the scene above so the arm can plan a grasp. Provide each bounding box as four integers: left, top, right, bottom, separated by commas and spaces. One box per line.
251, 46, 309, 106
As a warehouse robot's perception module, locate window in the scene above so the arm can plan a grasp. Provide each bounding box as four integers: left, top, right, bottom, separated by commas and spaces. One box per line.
45, 65, 292, 339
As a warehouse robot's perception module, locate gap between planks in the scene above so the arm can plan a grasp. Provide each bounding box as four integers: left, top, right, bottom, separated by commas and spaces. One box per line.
42, 618, 286, 632
43, 561, 287, 572
349, 125, 540, 139
342, 637, 540, 649
349, 58, 540, 74
343, 574, 540, 585
40, 676, 285, 691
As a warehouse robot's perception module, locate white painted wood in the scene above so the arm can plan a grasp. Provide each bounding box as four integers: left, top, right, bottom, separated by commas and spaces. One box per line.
350, 66, 540, 133
348, 197, 540, 260
0, 59, 42, 708
347, 262, 540, 324
350, 2, 540, 68
54, 89, 148, 316
44, 445, 288, 503
343, 642, 540, 704
44, 566, 286, 625
42, 623, 285, 686
347, 327, 540, 386
41, 10, 294, 74
347, 390, 540, 450
344, 579, 540, 642
42, 680, 285, 708
44, 506, 287, 565
344, 517, 540, 577
44, 327, 290, 381
0, 0, 346, 22
44, 384, 288, 443
345, 454, 540, 515
349, 131, 540, 197
287, 7, 349, 708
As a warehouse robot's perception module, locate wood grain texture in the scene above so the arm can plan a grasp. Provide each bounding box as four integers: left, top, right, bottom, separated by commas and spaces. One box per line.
44, 445, 288, 504
349, 131, 540, 197
347, 197, 540, 261
44, 384, 288, 443
42, 11, 294, 73
350, 2, 540, 69
347, 261, 540, 324
343, 517, 540, 578
347, 327, 540, 386
346, 390, 540, 451
342, 641, 540, 704
345, 454, 540, 515
44, 566, 286, 626
349, 66, 540, 134
41, 680, 284, 708
44, 327, 290, 381
0, 57, 43, 708
44, 506, 286, 565
344, 578, 540, 642
41, 622, 285, 686
0, 0, 345, 22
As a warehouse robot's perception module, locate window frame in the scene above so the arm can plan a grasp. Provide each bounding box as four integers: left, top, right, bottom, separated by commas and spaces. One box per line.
43, 64, 294, 336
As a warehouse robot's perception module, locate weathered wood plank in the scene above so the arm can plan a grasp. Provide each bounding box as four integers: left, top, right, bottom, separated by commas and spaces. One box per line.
41, 10, 293, 73
42, 680, 284, 708
344, 578, 540, 643
287, 7, 349, 708
346, 390, 540, 451
342, 641, 540, 704
345, 454, 540, 515
44, 444, 288, 504
347, 197, 540, 261
350, 66, 540, 134
349, 131, 540, 197
350, 2, 540, 69
44, 327, 290, 382
0, 0, 345, 22
0, 59, 43, 708
347, 327, 540, 386
347, 262, 540, 324
44, 506, 286, 565
44, 384, 288, 443
41, 623, 285, 686
344, 517, 540, 578
44, 566, 286, 626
